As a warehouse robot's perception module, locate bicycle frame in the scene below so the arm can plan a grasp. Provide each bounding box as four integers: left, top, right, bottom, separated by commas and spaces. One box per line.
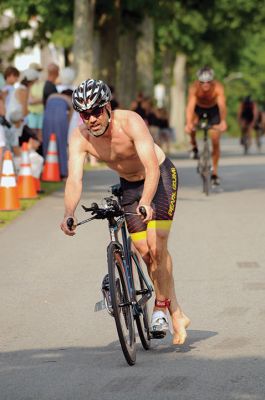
106, 211, 152, 316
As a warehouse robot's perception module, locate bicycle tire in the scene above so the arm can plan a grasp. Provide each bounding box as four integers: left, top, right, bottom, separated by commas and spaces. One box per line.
200, 144, 210, 195
242, 130, 249, 155
130, 249, 151, 350
107, 243, 136, 365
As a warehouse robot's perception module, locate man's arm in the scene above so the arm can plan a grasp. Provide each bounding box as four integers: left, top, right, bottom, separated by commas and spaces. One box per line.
127, 111, 160, 221
215, 83, 227, 132
185, 85, 197, 133
60, 129, 87, 236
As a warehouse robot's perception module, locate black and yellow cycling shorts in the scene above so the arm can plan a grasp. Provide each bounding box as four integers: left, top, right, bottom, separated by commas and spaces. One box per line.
120, 157, 178, 242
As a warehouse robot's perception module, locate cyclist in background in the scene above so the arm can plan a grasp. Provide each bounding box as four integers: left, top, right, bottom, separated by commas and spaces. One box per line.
60, 79, 190, 345
237, 95, 258, 149
185, 66, 227, 186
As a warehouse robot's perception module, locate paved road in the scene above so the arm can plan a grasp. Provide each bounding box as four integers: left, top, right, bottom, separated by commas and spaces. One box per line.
0, 138, 265, 400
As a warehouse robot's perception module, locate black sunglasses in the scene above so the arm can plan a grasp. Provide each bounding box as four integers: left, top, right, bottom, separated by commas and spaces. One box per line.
80, 106, 104, 120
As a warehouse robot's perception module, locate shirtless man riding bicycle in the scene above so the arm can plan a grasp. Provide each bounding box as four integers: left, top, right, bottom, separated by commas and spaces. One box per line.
185, 66, 227, 186
60, 79, 190, 345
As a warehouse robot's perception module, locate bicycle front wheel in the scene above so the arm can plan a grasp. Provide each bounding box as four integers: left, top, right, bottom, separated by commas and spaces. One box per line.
131, 250, 151, 350
200, 146, 210, 196
107, 243, 136, 365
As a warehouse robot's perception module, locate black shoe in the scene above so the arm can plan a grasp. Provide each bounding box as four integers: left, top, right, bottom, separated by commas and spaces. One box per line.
211, 174, 220, 186
190, 147, 199, 160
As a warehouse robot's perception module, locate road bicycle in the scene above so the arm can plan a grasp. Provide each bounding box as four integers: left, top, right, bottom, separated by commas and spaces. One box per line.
196, 113, 212, 195
67, 184, 154, 366
240, 125, 251, 155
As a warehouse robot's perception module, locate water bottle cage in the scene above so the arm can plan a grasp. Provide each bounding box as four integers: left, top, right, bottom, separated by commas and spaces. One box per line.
155, 298, 171, 309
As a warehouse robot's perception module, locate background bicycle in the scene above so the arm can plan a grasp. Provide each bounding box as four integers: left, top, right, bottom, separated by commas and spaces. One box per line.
196, 114, 212, 195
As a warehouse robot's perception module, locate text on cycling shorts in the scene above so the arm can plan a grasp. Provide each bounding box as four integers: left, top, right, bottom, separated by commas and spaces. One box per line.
120, 157, 178, 242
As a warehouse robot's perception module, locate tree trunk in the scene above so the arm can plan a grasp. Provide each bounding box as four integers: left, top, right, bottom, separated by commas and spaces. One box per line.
117, 30, 137, 108
161, 49, 175, 109
136, 17, 154, 97
170, 53, 187, 144
73, 0, 95, 83
98, 10, 119, 87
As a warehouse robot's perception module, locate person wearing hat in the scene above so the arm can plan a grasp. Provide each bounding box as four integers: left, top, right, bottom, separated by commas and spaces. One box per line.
6, 109, 44, 184
6, 68, 39, 122
27, 62, 45, 146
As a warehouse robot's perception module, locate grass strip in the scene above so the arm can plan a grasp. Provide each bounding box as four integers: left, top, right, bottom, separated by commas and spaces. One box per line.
0, 181, 64, 229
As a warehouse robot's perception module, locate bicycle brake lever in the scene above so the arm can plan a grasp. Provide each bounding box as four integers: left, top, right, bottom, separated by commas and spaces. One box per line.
81, 203, 99, 212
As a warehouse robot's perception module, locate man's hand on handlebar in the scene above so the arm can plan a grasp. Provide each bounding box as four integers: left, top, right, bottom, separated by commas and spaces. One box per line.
185, 123, 195, 134
137, 204, 153, 223
212, 120, 227, 133
60, 215, 77, 236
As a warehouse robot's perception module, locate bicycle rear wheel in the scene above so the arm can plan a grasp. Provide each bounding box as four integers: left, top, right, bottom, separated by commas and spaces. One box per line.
131, 250, 151, 350
107, 243, 136, 365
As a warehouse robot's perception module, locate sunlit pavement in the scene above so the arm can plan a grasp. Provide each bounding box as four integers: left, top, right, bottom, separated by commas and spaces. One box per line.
0, 138, 264, 400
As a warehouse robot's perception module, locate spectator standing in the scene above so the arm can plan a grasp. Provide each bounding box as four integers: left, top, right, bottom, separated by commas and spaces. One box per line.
42, 90, 73, 178
6, 68, 39, 121
43, 63, 59, 107
27, 62, 44, 143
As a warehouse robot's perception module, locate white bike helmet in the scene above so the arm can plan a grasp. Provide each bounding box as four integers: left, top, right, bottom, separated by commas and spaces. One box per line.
197, 67, 214, 83
72, 79, 112, 112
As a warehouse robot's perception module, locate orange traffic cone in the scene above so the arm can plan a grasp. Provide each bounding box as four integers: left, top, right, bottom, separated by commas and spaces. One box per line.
17, 142, 37, 199
0, 150, 20, 211
42, 133, 61, 182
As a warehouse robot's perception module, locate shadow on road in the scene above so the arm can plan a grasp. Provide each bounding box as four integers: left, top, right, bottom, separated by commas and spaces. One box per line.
0, 335, 264, 400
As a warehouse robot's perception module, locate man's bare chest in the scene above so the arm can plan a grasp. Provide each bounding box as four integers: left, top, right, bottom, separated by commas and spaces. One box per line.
86, 136, 137, 163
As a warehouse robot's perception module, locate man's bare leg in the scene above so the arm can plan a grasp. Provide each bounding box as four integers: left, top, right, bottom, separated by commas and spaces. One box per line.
210, 129, 220, 175
146, 229, 190, 345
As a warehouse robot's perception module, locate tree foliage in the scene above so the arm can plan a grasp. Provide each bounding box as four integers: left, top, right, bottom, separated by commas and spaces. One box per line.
2, 0, 265, 130
0, 0, 74, 54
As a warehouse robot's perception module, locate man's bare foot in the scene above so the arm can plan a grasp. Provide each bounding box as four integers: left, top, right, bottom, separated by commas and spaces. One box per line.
171, 313, 191, 345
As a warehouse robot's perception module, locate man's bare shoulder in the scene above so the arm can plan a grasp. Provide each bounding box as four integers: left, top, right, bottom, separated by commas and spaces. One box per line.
214, 80, 225, 92
69, 126, 90, 150
113, 108, 140, 122
113, 109, 146, 132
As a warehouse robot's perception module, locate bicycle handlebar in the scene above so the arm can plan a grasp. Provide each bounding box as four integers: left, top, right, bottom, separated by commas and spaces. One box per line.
66, 197, 147, 231
139, 206, 147, 218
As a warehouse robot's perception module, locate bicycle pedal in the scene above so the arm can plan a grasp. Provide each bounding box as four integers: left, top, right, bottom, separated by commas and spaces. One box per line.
102, 289, 114, 316
94, 299, 106, 312
150, 330, 167, 339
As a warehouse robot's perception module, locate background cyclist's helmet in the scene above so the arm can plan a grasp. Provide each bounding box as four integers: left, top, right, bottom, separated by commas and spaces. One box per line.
72, 79, 112, 112
197, 66, 215, 83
